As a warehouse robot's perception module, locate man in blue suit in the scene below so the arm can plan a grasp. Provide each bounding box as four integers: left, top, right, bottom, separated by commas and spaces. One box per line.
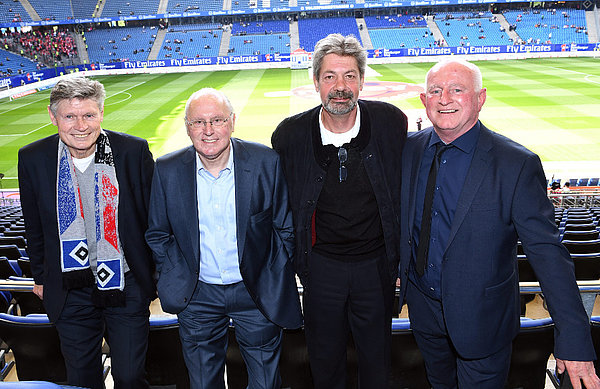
398, 59, 600, 388
145, 88, 302, 389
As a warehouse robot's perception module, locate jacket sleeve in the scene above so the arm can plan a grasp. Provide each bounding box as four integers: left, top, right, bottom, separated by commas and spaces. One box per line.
145, 163, 173, 275
18, 148, 45, 285
513, 153, 595, 361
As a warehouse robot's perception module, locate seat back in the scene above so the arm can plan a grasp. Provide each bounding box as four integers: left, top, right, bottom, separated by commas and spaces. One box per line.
0, 313, 67, 382
564, 223, 597, 232
146, 315, 190, 388
390, 318, 430, 388
0, 245, 22, 261
505, 317, 554, 389
0, 256, 19, 279
562, 230, 599, 241
562, 239, 600, 254
0, 236, 26, 249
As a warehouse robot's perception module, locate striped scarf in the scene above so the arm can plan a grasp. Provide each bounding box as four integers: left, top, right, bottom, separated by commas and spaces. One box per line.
57, 131, 125, 307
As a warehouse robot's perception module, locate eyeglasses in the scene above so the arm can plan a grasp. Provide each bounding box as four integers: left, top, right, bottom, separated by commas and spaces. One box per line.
186, 116, 230, 129
338, 147, 347, 183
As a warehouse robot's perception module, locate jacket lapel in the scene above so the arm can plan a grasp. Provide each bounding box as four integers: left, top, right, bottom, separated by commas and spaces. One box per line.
405, 129, 430, 231
232, 139, 253, 262
445, 125, 493, 251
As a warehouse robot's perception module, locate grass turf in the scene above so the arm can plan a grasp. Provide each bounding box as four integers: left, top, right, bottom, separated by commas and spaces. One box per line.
0, 57, 599, 189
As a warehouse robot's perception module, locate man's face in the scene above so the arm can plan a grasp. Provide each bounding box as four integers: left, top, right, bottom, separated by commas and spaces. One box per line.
186, 95, 234, 165
314, 53, 364, 116
49, 98, 103, 159
420, 62, 486, 142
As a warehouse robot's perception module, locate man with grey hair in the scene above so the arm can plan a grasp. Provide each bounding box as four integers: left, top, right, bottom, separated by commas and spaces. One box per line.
398, 59, 600, 387
18, 76, 156, 389
272, 34, 407, 388
146, 88, 302, 389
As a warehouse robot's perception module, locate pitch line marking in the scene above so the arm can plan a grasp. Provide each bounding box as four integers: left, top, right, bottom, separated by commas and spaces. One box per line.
548, 66, 600, 84
0, 95, 49, 115
1, 79, 149, 137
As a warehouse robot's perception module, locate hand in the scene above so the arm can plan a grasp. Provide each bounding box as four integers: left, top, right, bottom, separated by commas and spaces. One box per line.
556, 358, 600, 389
33, 283, 43, 300
396, 278, 401, 287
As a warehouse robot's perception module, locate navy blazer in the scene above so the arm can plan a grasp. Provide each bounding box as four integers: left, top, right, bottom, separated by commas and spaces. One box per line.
399, 123, 595, 361
18, 130, 157, 322
145, 138, 302, 329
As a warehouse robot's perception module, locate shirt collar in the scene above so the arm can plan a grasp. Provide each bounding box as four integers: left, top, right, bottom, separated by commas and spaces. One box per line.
319, 104, 361, 147
196, 141, 234, 176
428, 121, 481, 154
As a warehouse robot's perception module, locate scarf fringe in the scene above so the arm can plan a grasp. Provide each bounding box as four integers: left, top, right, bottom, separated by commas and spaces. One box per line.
92, 288, 126, 308
62, 269, 96, 290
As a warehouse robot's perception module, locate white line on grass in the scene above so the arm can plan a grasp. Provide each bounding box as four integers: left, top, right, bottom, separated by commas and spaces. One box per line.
548, 66, 600, 85
2, 79, 149, 137
0, 122, 53, 137
0, 95, 49, 115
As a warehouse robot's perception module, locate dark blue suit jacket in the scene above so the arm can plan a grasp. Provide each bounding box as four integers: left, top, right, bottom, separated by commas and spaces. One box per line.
18, 130, 157, 322
399, 123, 595, 361
145, 138, 302, 329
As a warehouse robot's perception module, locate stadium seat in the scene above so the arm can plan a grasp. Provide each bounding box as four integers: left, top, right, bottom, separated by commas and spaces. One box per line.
564, 223, 597, 232
562, 230, 599, 241
0, 257, 20, 279
590, 178, 600, 186
0, 245, 24, 262
0, 313, 67, 382
562, 239, 600, 255
506, 317, 554, 389
145, 314, 190, 388
0, 236, 27, 249
389, 318, 430, 388
577, 178, 590, 187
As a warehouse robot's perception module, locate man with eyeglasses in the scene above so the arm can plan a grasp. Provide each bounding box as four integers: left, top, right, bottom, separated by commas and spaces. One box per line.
272, 34, 408, 388
146, 88, 302, 389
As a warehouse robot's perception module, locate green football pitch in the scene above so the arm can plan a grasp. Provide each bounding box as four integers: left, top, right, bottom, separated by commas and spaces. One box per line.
1, 56, 599, 189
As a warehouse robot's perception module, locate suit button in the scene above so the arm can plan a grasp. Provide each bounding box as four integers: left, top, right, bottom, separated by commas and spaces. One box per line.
307, 200, 315, 206
183, 297, 188, 303
304, 250, 308, 255
316, 176, 323, 182
404, 269, 408, 275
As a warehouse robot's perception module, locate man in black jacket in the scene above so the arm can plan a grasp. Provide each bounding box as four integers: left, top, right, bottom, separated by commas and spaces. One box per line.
271, 33, 407, 389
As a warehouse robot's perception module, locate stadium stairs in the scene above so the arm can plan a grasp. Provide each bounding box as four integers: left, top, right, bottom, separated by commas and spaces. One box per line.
495, 13, 520, 43
586, 9, 599, 42
148, 28, 166, 61
356, 17, 373, 49
426, 15, 445, 46
157, 0, 168, 14
219, 27, 231, 57
289, 20, 300, 51
95, 0, 107, 17
19, 0, 41, 22
74, 32, 90, 64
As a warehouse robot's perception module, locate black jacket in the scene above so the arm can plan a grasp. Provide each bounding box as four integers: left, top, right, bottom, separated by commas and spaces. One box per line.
271, 100, 407, 284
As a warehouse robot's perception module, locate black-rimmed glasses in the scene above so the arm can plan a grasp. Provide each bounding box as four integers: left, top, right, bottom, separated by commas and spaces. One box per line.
338, 147, 348, 183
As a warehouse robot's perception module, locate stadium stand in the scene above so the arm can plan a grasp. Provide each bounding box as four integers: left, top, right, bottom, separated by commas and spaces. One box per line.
0, 1, 32, 24
298, 16, 362, 52
158, 26, 223, 59
73, 0, 101, 18
229, 20, 290, 55
365, 14, 437, 49
27, 0, 73, 21
434, 11, 513, 47
165, 0, 223, 14
0, 49, 38, 79
503, 8, 588, 44
85, 26, 156, 63
370, 27, 437, 49
100, 0, 161, 17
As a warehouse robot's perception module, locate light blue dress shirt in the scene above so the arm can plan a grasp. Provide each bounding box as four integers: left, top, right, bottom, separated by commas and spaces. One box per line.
196, 144, 243, 285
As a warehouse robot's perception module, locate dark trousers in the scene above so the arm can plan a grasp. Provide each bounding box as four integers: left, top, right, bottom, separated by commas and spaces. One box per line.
178, 280, 282, 389
54, 272, 150, 389
406, 281, 512, 389
304, 251, 394, 389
